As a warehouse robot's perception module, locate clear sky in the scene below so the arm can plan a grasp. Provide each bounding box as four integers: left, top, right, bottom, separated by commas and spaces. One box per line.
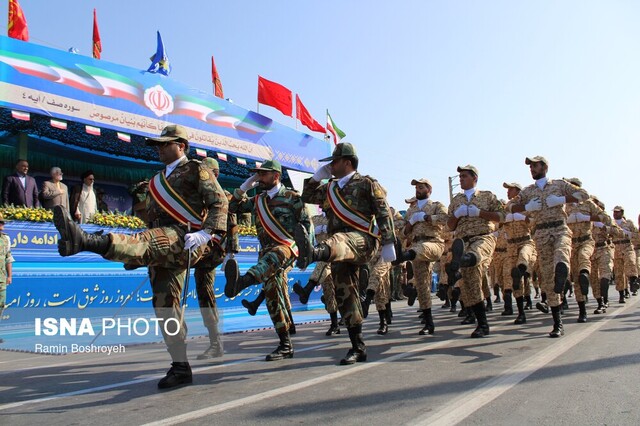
4, 1, 640, 221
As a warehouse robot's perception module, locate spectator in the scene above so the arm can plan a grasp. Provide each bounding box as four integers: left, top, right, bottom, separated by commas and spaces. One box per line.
96, 188, 109, 213
40, 167, 69, 210
70, 170, 98, 223
2, 159, 40, 207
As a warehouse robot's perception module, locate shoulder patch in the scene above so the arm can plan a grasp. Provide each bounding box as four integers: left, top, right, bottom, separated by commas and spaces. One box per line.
199, 168, 211, 181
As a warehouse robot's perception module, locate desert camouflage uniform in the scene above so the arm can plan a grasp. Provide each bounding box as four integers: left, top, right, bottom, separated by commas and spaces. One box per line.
311, 213, 337, 313
490, 227, 508, 293
613, 217, 637, 291
502, 214, 536, 298
0, 232, 14, 311
591, 216, 618, 298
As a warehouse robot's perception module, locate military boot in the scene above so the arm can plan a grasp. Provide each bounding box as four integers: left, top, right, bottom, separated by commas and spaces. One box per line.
287, 308, 296, 335
405, 285, 418, 307
385, 302, 393, 325
293, 279, 318, 305
377, 310, 388, 335
501, 290, 513, 315
406, 261, 414, 281
511, 265, 524, 291
450, 287, 460, 313
241, 290, 265, 316
159, 344, 192, 389
577, 301, 587, 323
554, 262, 569, 294
326, 312, 340, 336
451, 238, 477, 270
393, 237, 416, 265
340, 325, 367, 365
631, 276, 639, 295
514, 296, 527, 324
493, 285, 501, 303
224, 260, 258, 298
358, 265, 370, 293
197, 333, 223, 360
600, 278, 610, 307
419, 308, 435, 335
578, 270, 590, 297
619, 290, 626, 304
549, 306, 564, 338
524, 295, 533, 310
361, 289, 375, 318
53, 206, 110, 256
265, 331, 294, 361
470, 302, 490, 338
593, 298, 606, 314
461, 306, 476, 325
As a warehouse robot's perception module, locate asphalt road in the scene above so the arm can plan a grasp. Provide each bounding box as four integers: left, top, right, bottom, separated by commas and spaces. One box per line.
1, 294, 639, 426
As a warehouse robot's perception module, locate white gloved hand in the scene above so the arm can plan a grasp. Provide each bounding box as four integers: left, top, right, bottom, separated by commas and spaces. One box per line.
467, 205, 480, 217
513, 212, 526, 221
184, 230, 211, 252
504, 213, 514, 223
312, 164, 332, 181
525, 198, 542, 212
381, 243, 397, 263
239, 174, 259, 192
409, 211, 426, 225
314, 224, 327, 234
575, 212, 591, 222
453, 204, 468, 218
567, 213, 578, 224
546, 195, 566, 208
593, 221, 605, 228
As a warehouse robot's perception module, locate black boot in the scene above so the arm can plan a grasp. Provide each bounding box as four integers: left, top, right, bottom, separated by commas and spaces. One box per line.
485, 297, 493, 312
293, 279, 318, 305
287, 308, 296, 335
361, 289, 375, 318
377, 310, 388, 335
405, 285, 417, 307
593, 298, 605, 314
600, 278, 610, 307
514, 296, 527, 324
265, 331, 294, 361
241, 290, 265, 316
53, 206, 110, 256
436, 284, 448, 302
224, 261, 258, 298
493, 285, 501, 303
630, 276, 639, 295
450, 287, 460, 313
406, 261, 414, 281
385, 302, 393, 325
511, 265, 524, 291
326, 312, 340, 336
536, 300, 549, 314
619, 290, 626, 304
577, 301, 587, 323
419, 308, 435, 335
549, 306, 564, 338
554, 262, 569, 294
461, 306, 475, 325
358, 265, 370, 293
340, 325, 367, 365
294, 223, 314, 270
393, 239, 416, 265
524, 295, 533, 310
159, 344, 192, 389
535, 287, 540, 299
470, 302, 490, 338
197, 333, 223, 360
501, 290, 514, 316
578, 270, 590, 297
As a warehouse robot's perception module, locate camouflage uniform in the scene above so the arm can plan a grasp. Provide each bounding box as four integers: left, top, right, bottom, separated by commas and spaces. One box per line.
502, 215, 536, 298
404, 198, 448, 310
591, 214, 617, 307
104, 157, 228, 359
613, 216, 637, 292
311, 214, 337, 314
490, 227, 508, 293
0, 231, 14, 312
367, 247, 391, 311
390, 210, 408, 299
229, 185, 310, 334
302, 173, 394, 328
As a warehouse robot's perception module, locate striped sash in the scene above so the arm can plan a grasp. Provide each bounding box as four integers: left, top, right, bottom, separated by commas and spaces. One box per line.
255, 193, 299, 257
148, 171, 203, 230
327, 181, 380, 238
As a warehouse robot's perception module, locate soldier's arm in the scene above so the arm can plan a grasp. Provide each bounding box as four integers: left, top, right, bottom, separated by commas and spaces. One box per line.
293, 195, 311, 235
563, 181, 589, 203
447, 202, 459, 231
229, 188, 256, 214
431, 202, 449, 225
301, 178, 327, 205
506, 193, 526, 213
369, 180, 395, 245
480, 193, 505, 223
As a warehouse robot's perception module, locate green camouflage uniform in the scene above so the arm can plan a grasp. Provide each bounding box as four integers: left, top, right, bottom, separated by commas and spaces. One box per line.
302, 173, 395, 328
311, 214, 337, 313
229, 185, 310, 334
103, 157, 228, 355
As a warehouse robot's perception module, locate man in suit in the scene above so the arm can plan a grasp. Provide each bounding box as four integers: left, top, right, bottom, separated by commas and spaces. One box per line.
40, 167, 69, 210
2, 159, 39, 207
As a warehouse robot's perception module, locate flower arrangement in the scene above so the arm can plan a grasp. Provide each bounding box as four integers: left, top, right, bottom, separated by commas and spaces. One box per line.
0, 206, 145, 230
89, 212, 146, 229
237, 224, 257, 236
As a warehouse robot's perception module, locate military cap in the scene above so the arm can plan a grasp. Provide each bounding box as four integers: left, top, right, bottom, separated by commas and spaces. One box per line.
319, 142, 357, 162
502, 182, 522, 190
251, 159, 282, 173
202, 157, 219, 170
411, 178, 432, 187
563, 177, 582, 187
457, 165, 479, 176
525, 156, 549, 166
613, 205, 624, 212
146, 124, 189, 145
405, 196, 417, 204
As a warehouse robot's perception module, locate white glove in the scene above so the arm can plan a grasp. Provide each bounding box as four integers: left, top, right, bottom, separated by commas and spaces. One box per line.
312, 164, 332, 181
453, 204, 468, 218
467, 205, 480, 217
409, 211, 426, 225
381, 243, 396, 263
314, 224, 327, 234
504, 213, 514, 223
593, 221, 605, 228
546, 195, 566, 208
513, 212, 526, 221
567, 213, 577, 224
184, 230, 211, 252
240, 174, 259, 192
575, 213, 591, 222
525, 198, 542, 212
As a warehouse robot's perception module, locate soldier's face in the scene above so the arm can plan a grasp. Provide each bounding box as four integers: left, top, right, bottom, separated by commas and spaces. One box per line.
614, 211, 623, 220
329, 158, 350, 178
507, 187, 519, 200
458, 171, 477, 190
257, 170, 279, 190
156, 141, 183, 164
529, 162, 547, 180
415, 183, 431, 199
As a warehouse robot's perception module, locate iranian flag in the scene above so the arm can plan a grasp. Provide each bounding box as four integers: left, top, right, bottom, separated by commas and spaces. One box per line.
77, 64, 143, 104
86, 125, 101, 136
11, 110, 30, 121
217, 153, 227, 161
237, 158, 247, 165
117, 132, 131, 142
195, 148, 207, 157
50, 119, 67, 130
326, 110, 346, 145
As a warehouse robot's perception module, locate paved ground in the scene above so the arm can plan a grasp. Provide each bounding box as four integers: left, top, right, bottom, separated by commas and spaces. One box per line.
1, 295, 639, 425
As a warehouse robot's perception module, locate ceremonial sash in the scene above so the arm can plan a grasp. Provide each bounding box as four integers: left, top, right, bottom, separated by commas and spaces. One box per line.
255, 193, 299, 257
327, 181, 380, 238
148, 172, 203, 230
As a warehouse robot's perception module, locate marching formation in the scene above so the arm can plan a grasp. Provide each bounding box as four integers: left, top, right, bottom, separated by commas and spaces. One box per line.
50, 125, 638, 390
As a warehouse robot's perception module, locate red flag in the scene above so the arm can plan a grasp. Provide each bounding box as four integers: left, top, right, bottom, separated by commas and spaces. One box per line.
258, 76, 292, 117
92, 9, 102, 59
8, 0, 29, 41
211, 55, 224, 98
296, 95, 326, 133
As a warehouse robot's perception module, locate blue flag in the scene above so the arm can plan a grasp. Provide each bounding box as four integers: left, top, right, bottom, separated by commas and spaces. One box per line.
147, 31, 171, 76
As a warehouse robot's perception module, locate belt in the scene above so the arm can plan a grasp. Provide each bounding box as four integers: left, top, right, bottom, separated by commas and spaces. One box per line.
571, 234, 592, 244
595, 241, 609, 248
613, 239, 631, 245
507, 235, 531, 244
461, 233, 490, 243
534, 220, 564, 232
494, 248, 507, 253
414, 235, 437, 242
